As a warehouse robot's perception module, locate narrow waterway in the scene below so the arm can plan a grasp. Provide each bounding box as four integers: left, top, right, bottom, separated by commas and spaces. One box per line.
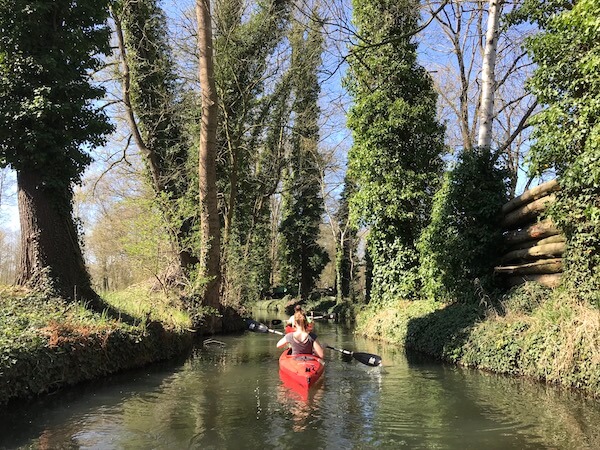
1, 314, 599, 449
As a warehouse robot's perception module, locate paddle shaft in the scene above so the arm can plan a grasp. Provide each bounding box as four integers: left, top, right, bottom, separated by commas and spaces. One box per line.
246, 319, 382, 367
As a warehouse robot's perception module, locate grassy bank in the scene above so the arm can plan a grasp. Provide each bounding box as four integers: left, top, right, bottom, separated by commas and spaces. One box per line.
0, 285, 193, 405
354, 283, 600, 397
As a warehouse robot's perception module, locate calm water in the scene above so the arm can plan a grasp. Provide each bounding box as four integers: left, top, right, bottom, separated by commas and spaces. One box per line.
1, 315, 600, 449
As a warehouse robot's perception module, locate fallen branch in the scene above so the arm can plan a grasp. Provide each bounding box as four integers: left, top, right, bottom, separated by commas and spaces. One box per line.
495, 258, 562, 275
502, 179, 559, 214
501, 242, 566, 263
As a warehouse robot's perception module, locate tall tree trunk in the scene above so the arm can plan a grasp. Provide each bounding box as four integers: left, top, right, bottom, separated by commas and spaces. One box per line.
16, 169, 101, 307
196, 0, 222, 323
477, 0, 502, 148
335, 240, 343, 303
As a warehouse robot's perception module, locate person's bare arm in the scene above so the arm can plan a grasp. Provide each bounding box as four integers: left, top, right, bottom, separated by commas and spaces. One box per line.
277, 336, 288, 348
313, 339, 325, 359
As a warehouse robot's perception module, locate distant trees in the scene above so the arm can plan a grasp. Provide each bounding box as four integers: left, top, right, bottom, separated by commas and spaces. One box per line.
333, 177, 357, 301
279, 12, 329, 300
428, 0, 538, 196
0, 0, 113, 306
213, 0, 292, 305
112, 0, 198, 283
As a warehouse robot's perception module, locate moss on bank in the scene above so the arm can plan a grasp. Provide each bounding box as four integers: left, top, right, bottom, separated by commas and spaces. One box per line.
0, 286, 193, 405
354, 283, 600, 397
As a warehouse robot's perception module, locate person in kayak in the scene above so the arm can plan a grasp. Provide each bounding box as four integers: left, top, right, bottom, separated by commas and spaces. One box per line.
286, 305, 305, 327
277, 310, 324, 359
286, 305, 314, 333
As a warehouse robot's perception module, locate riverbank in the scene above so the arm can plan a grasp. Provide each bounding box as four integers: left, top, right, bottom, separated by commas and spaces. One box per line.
354, 283, 600, 398
0, 285, 193, 405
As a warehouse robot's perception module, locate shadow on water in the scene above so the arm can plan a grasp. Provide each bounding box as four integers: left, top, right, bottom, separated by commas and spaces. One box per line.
0, 354, 190, 448
403, 304, 600, 449
0, 351, 192, 449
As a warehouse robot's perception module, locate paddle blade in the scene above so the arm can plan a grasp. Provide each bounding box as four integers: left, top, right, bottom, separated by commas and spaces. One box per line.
245, 319, 269, 333
353, 352, 382, 367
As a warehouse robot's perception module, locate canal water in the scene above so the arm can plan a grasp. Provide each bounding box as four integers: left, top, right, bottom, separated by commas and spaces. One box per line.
1, 314, 600, 449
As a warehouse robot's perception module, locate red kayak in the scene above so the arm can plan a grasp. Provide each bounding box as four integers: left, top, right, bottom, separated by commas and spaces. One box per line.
278, 348, 324, 389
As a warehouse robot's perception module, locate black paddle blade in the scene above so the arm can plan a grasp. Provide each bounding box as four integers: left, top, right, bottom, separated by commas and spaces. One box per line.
353, 352, 382, 367
245, 318, 269, 333
326, 345, 383, 367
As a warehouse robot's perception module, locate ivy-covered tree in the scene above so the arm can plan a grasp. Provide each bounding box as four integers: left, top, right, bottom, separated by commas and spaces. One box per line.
346, 0, 445, 303
0, 0, 113, 305
213, 0, 292, 305
522, 0, 600, 305
112, 0, 198, 283
279, 14, 329, 300
334, 176, 358, 301
417, 148, 509, 302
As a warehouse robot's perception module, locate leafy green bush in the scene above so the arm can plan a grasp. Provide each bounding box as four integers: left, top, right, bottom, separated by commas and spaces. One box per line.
524, 0, 600, 306
418, 148, 509, 303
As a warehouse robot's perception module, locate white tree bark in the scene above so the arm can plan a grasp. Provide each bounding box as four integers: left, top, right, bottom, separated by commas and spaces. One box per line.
477, 0, 502, 148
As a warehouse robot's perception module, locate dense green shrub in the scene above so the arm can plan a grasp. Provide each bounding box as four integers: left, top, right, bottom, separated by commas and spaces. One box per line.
524, 0, 600, 306
418, 148, 509, 303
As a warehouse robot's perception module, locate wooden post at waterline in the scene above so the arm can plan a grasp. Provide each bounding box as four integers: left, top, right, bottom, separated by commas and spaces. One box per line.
495, 179, 564, 288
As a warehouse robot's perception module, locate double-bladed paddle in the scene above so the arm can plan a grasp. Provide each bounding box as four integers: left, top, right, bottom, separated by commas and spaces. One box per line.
309, 313, 337, 321
246, 318, 284, 336
245, 318, 382, 367
325, 345, 382, 367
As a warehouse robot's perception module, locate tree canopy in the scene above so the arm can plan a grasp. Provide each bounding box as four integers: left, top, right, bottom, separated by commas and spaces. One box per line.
524, 0, 600, 305
0, 0, 113, 194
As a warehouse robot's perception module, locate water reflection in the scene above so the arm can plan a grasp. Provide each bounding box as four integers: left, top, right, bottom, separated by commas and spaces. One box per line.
276, 374, 325, 431
1, 320, 600, 449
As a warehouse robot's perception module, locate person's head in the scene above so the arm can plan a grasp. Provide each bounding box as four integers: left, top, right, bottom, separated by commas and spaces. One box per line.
294, 305, 303, 313
294, 310, 308, 331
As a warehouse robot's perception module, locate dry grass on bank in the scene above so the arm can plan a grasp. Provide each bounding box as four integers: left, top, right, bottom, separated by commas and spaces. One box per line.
101, 284, 191, 331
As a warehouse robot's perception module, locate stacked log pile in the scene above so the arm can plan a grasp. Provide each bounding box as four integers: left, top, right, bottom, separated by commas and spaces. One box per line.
495, 179, 564, 288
